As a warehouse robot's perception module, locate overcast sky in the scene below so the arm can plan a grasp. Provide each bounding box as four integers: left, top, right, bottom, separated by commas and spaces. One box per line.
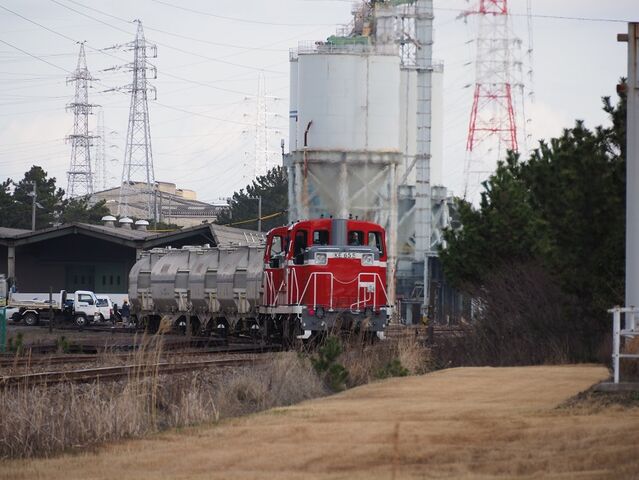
0, 0, 636, 203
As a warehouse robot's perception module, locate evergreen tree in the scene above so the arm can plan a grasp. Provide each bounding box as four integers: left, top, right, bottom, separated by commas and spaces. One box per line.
60, 197, 111, 225
215, 166, 288, 232
439, 86, 626, 359
0, 166, 115, 229
9, 166, 65, 230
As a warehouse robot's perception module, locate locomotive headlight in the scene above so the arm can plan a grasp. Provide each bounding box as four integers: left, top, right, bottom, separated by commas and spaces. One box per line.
315, 252, 328, 265
361, 254, 374, 266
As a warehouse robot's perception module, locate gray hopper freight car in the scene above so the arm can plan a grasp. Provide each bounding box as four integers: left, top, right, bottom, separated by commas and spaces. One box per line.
129, 244, 265, 334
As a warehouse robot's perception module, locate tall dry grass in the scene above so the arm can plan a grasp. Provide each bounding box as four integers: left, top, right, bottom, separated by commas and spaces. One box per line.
0, 331, 432, 460
337, 335, 431, 387
0, 337, 325, 459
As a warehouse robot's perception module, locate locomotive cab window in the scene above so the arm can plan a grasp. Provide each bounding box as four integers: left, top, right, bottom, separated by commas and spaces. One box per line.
313, 229, 329, 245
368, 231, 384, 256
293, 230, 308, 265
268, 235, 284, 268
348, 230, 364, 246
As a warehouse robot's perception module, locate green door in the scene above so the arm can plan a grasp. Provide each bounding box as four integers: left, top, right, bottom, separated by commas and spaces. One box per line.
65, 265, 95, 292
94, 263, 127, 294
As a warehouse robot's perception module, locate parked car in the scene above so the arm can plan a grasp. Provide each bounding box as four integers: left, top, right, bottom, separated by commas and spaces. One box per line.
95, 295, 115, 323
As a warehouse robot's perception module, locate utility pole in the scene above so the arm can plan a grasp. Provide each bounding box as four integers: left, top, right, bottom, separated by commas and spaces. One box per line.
250, 196, 263, 232
620, 24, 639, 307
31, 181, 37, 231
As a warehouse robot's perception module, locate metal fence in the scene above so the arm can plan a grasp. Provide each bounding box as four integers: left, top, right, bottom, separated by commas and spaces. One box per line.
609, 307, 639, 383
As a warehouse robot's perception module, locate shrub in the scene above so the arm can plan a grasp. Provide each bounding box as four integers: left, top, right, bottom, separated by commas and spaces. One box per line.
375, 359, 409, 379
311, 336, 349, 391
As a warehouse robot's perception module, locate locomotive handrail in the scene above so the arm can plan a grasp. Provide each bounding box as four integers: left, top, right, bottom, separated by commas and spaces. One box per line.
296, 272, 335, 310
288, 268, 300, 304
264, 271, 286, 307
350, 273, 388, 313
265, 271, 275, 306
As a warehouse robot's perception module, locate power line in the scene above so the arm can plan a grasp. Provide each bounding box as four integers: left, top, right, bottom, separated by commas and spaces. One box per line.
0, 38, 70, 74
64, 0, 287, 52
151, 0, 336, 27
438, 6, 630, 23
48, 0, 286, 74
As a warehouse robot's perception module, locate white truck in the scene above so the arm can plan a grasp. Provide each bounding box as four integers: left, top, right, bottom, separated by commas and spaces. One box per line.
8, 290, 101, 327
95, 295, 115, 323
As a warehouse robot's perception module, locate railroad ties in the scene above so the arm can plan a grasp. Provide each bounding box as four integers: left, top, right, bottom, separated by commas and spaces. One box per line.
0, 356, 259, 388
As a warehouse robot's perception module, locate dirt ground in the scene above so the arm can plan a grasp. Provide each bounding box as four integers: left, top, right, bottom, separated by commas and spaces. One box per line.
2, 364, 638, 480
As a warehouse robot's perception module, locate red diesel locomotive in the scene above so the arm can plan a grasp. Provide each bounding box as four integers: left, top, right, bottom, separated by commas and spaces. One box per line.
261, 217, 390, 338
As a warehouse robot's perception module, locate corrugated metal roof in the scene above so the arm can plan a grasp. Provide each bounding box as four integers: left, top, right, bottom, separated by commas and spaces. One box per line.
0, 227, 30, 239
0, 222, 265, 248
207, 224, 266, 246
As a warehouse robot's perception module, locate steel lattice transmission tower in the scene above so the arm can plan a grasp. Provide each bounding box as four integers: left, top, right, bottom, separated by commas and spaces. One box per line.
253, 73, 269, 179
66, 43, 96, 198
243, 73, 282, 180
118, 20, 157, 219
464, 0, 522, 159
94, 109, 107, 191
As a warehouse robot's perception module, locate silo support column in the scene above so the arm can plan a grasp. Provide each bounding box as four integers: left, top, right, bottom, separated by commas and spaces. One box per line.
338, 160, 348, 219
294, 163, 306, 219
388, 164, 398, 320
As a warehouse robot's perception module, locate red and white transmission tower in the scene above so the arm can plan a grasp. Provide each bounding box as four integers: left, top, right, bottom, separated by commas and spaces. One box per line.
463, 0, 524, 168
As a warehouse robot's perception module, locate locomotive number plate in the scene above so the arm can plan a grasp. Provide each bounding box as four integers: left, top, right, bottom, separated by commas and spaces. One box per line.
333, 252, 358, 258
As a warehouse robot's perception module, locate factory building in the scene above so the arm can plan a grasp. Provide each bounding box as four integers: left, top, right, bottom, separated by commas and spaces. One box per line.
91, 181, 227, 228
0, 222, 262, 300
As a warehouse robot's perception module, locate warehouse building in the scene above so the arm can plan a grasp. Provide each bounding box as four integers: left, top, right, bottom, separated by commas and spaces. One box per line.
0, 222, 262, 296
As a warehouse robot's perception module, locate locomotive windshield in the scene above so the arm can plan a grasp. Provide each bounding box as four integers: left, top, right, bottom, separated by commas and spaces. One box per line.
293, 230, 308, 265
368, 231, 384, 255
313, 229, 329, 245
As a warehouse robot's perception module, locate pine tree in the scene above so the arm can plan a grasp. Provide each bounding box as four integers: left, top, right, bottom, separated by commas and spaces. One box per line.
215, 166, 288, 232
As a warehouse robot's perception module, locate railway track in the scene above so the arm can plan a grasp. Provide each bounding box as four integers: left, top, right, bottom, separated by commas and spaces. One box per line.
0, 356, 260, 387
0, 343, 281, 368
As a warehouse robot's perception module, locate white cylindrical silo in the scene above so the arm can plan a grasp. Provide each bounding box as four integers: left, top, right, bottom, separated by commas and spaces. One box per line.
296, 52, 401, 152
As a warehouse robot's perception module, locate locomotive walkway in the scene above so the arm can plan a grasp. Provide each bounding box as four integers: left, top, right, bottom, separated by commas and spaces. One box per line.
4, 365, 638, 479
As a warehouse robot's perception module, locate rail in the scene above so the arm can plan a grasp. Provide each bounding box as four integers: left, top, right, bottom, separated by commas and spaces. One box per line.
0, 343, 281, 368
609, 307, 639, 383
0, 356, 260, 387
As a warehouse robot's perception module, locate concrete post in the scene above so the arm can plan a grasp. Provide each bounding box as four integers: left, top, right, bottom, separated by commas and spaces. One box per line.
612, 308, 621, 384
624, 23, 639, 307
7, 245, 15, 282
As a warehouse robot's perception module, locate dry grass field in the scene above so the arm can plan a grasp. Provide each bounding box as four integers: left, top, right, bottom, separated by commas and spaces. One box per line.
2, 364, 637, 479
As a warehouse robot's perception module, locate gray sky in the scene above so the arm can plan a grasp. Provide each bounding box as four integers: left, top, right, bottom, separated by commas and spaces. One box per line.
0, 0, 636, 203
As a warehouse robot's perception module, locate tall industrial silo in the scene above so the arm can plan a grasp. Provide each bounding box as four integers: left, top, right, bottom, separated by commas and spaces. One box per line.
285, 0, 447, 316
287, 43, 401, 223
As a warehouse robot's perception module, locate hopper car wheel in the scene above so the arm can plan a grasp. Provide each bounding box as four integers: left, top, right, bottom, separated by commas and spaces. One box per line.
23, 312, 38, 326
